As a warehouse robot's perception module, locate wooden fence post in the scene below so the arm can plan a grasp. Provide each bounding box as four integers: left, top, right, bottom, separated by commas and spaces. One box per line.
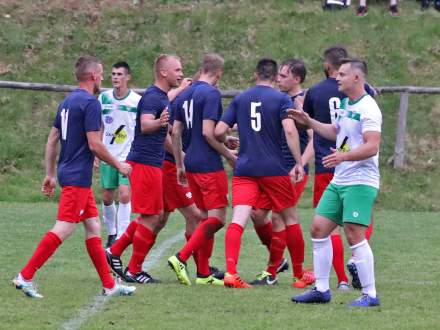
393, 92, 409, 169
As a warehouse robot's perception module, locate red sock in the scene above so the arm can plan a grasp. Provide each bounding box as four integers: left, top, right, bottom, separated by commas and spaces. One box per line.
127, 224, 156, 274
365, 221, 374, 241
266, 230, 286, 276
331, 234, 349, 283
86, 237, 115, 289
178, 217, 223, 262
185, 232, 200, 268
21, 231, 62, 280
110, 219, 138, 256
285, 224, 305, 279
254, 221, 272, 251
197, 237, 216, 277
225, 223, 244, 275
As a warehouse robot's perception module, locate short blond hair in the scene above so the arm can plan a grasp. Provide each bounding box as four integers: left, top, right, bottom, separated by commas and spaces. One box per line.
153, 54, 180, 77
74, 56, 102, 82
201, 53, 224, 74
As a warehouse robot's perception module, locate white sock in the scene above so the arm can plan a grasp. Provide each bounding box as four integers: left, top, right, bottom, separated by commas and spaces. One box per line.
102, 202, 117, 235
350, 239, 376, 298
390, 0, 397, 6
312, 237, 333, 292
360, 0, 367, 6
117, 202, 131, 239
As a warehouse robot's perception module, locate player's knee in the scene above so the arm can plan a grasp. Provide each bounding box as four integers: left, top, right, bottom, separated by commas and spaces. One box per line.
310, 222, 328, 239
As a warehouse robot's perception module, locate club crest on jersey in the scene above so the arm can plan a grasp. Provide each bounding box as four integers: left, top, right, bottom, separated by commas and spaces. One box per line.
185, 192, 192, 199
105, 116, 114, 124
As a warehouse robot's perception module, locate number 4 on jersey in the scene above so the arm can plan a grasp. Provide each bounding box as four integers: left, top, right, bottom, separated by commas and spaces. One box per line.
60, 108, 69, 140
183, 99, 193, 129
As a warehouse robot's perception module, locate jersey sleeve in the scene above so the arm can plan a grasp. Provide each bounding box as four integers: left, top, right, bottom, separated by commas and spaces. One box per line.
303, 88, 314, 118
279, 94, 293, 121
172, 98, 184, 123
221, 98, 237, 127
202, 89, 222, 121
97, 93, 104, 107
361, 102, 382, 133
84, 99, 102, 132
140, 93, 164, 118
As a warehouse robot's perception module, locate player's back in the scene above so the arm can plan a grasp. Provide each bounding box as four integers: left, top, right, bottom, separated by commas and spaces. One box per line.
174, 81, 223, 173
227, 85, 292, 177
54, 88, 101, 187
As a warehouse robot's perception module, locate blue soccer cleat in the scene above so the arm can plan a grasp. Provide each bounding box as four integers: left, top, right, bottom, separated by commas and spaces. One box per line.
349, 294, 380, 307
291, 287, 331, 304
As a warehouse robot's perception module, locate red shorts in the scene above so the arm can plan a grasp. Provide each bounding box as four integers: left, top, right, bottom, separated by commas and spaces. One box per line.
186, 170, 228, 211
57, 186, 99, 223
313, 172, 334, 208
255, 174, 308, 210
162, 160, 194, 212
232, 176, 297, 213
128, 161, 163, 215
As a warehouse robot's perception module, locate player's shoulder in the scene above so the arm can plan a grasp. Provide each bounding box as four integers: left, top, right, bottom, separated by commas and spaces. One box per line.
128, 89, 142, 101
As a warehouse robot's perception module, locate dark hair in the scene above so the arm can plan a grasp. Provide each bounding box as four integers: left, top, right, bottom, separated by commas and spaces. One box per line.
323, 46, 348, 69
256, 58, 278, 81
74, 56, 102, 82
281, 59, 307, 83
340, 58, 368, 75
113, 61, 131, 75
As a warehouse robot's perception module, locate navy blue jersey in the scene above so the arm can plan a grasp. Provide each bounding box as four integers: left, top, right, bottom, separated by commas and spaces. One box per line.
281, 91, 309, 174
221, 85, 292, 177
303, 78, 374, 173
127, 85, 169, 167
164, 99, 190, 163
53, 89, 101, 187
174, 81, 224, 173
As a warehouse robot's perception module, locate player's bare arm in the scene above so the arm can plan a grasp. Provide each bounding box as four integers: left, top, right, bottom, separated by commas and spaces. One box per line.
42, 127, 59, 197
301, 129, 314, 166
288, 108, 337, 141
87, 130, 131, 176
140, 108, 169, 134
323, 131, 381, 168
205, 119, 237, 166
171, 120, 188, 186
168, 78, 192, 102
282, 118, 304, 182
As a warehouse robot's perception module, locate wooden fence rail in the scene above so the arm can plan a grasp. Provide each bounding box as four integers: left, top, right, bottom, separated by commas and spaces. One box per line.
2, 80, 440, 169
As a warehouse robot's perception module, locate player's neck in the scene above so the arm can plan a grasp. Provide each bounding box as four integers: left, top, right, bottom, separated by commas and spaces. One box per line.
199, 74, 216, 86
287, 86, 302, 97
114, 87, 129, 99
346, 87, 367, 102
256, 80, 274, 88
154, 80, 171, 93
78, 81, 95, 95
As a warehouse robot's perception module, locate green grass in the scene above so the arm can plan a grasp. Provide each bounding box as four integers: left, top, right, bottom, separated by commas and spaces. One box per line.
1, 202, 440, 329
1, 0, 440, 209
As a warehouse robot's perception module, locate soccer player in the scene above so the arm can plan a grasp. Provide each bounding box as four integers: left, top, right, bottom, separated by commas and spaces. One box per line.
214, 58, 305, 288
106, 54, 183, 284
250, 59, 315, 287
12, 56, 135, 298
303, 46, 375, 290
168, 53, 236, 286
98, 61, 141, 247
291, 58, 382, 307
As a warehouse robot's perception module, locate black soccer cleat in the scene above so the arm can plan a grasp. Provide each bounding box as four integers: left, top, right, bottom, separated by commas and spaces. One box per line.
124, 268, 161, 284
210, 266, 225, 280
276, 258, 289, 274
105, 248, 125, 279
347, 262, 362, 290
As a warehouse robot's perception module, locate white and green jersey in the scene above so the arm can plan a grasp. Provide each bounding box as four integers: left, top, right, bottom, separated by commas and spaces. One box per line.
332, 94, 382, 189
98, 89, 141, 161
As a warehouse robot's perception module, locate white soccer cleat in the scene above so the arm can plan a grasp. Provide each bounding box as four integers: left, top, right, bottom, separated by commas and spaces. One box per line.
102, 283, 136, 297
12, 274, 43, 299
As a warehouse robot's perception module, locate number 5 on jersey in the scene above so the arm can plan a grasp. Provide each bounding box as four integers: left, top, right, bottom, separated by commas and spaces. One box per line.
251, 102, 261, 132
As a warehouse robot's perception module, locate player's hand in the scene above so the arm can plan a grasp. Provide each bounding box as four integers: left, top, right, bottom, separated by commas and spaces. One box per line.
289, 164, 304, 183
93, 157, 100, 170
176, 167, 188, 186
41, 175, 57, 197
160, 107, 170, 127
225, 135, 239, 150
117, 162, 132, 177
226, 152, 237, 169
323, 148, 346, 168
287, 108, 311, 128
180, 77, 193, 89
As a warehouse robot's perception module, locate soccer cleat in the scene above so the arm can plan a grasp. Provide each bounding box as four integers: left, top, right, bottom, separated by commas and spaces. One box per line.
102, 283, 136, 297
210, 266, 225, 280
291, 288, 331, 304
421, 0, 430, 10
356, 5, 368, 16
124, 269, 161, 284
250, 271, 278, 285
349, 294, 380, 307
276, 258, 289, 274
337, 281, 351, 291
195, 275, 224, 286
347, 262, 362, 290
224, 273, 252, 289
292, 270, 315, 289
105, 248, 125, 279
389, 4, 399, 16
168, 255, 191, 286
106, 234, 117, 248
12, 274, 43, 299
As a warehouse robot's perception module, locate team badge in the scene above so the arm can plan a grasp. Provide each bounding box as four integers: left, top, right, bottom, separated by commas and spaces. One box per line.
185, 192, 192, 199
105, 116, 113, 124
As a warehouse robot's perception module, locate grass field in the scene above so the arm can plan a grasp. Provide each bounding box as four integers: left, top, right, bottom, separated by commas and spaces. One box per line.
1, 202, 439, 329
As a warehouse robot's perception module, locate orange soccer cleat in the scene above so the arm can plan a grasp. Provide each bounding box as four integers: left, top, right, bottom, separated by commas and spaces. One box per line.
224, 273, 252, 289
292, 270, 316, 289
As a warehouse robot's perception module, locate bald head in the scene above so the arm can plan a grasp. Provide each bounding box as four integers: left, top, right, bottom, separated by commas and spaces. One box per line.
153, 54, 183, 89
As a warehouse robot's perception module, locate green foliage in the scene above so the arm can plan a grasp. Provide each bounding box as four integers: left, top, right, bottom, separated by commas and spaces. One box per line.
1, 1, 440, 209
